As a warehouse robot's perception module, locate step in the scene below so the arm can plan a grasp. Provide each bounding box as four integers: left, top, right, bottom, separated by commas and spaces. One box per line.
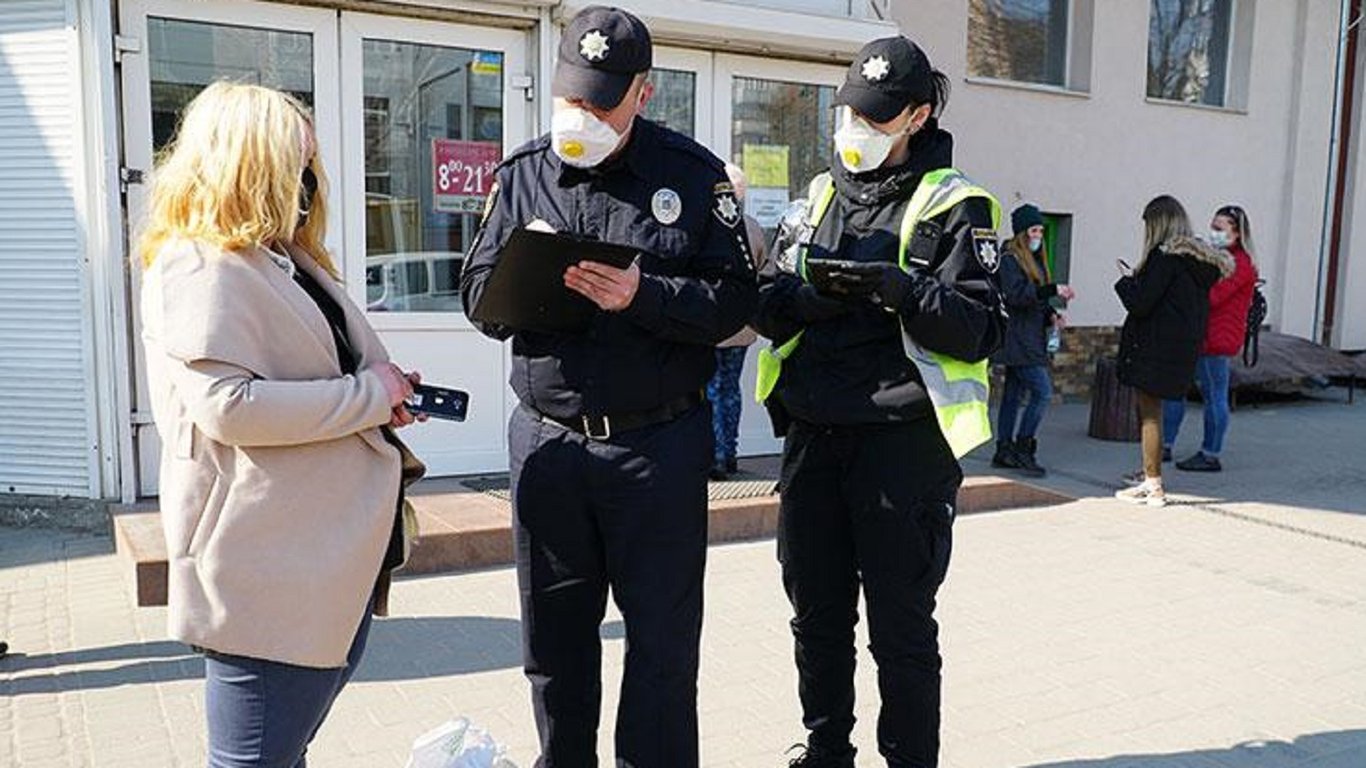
112, 470, 1070, 607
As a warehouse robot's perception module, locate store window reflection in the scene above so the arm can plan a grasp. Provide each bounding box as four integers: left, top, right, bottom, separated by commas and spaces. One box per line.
645, 68, 696, 137
730, 76, 835, 233
362, 40, 503, 313
147, 18, 312, 152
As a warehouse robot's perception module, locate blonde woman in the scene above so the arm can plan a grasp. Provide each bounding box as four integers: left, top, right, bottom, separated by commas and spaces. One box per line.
1114, 196, 1232, 506
139, 81, 422, 766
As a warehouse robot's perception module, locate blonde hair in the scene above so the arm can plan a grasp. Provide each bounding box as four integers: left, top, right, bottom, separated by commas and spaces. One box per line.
1215, 204, 1256, 265
137, 81, 337, 276
1006, 231, 1050, 286
1140, 195, 1193, 270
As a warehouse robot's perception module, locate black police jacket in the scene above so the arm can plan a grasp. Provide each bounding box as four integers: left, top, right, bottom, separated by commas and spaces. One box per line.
754, 125, 1005, 427
459, 117, 759, 420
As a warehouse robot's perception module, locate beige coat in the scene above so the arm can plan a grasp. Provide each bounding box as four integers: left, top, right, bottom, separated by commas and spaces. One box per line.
718, 215, 769, 348
141, 239, 401, 668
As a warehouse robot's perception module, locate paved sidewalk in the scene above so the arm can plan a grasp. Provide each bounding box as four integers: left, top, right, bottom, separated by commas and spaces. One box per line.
3, 394, 1366, 767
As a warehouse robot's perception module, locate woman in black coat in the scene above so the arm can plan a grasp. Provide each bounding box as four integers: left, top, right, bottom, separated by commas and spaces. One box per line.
992, 204, 1074, 477
1114, 196, 1233, 506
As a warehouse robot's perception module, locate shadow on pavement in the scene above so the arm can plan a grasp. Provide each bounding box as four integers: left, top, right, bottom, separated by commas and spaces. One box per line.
0, 618, 625, 692
354, 616, 624, 682
1025, 729, 1366, 767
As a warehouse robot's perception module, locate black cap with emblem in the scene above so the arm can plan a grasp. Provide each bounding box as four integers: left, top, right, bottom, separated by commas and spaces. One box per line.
835, 36, 935, 124
552, 5, 653, 111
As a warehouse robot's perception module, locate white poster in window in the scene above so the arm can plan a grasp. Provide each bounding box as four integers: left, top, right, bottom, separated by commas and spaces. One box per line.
747, 187, 790, 229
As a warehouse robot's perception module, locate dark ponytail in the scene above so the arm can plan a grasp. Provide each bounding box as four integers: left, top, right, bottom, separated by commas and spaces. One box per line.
924, 69, 951, 117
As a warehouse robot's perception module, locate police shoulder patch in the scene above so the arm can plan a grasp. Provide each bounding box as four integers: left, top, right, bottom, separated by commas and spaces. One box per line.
972, 228, 1000, 273
713, 188, 742, 229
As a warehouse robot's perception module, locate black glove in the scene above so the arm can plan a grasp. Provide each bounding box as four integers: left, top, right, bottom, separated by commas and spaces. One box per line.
826, 262, 915, 309
794, 283, 854, 321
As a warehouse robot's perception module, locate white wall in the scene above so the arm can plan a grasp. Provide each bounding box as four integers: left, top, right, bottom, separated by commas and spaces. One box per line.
894, 0, 1339, 335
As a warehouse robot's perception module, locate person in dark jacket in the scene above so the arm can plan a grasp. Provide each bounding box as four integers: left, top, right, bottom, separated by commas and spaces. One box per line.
1115, 196, 1233, 506
991, 203, 1074, 477
1162, 205, 1260, 472
754, 36, 1004, 768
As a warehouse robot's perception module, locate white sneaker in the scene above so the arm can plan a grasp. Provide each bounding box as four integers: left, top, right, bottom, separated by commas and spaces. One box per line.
1115, 479, 1167, 507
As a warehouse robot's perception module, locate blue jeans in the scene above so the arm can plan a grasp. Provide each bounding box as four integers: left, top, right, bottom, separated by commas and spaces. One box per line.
1163, 355, 1232, 457
205, 602, 374, 767
996, 365, 1053, 442
707, 346, 747, 462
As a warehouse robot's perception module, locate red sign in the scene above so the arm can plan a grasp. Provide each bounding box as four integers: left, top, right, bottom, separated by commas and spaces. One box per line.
432, 139, 500, 214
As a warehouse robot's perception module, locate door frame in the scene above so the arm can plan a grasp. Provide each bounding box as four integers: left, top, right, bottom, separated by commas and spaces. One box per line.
337, 11, 531, 475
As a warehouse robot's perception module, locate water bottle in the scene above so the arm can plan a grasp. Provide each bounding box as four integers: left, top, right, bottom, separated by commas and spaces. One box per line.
1046, 325, 1061, 355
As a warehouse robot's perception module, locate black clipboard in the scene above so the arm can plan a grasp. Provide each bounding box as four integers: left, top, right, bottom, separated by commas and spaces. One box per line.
469, 228, 640, 334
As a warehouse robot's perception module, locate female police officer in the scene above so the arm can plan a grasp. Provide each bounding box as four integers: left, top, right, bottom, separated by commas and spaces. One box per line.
754, 36, 1004, 768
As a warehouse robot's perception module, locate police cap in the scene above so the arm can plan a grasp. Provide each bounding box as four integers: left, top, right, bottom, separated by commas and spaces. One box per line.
835, 36, 935, 124
552, 6, 653, 111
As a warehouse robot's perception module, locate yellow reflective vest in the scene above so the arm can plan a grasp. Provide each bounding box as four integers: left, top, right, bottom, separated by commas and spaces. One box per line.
755, 168, 1003, 459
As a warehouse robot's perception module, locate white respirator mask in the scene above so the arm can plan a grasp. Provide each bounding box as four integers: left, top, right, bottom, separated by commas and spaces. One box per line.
551, 106, 624, 169
834, 106, 909, 174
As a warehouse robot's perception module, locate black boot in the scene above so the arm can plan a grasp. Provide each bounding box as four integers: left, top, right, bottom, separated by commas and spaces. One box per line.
786, 743, 855, 768
991, 440, 1024, 469
1016, 437, 1047, 478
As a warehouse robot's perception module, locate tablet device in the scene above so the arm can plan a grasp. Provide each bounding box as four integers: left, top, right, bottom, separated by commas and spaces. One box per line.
468, 228, 640, 334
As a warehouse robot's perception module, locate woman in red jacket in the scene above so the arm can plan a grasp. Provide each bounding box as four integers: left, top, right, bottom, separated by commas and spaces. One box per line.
1162, 205, 1259, 472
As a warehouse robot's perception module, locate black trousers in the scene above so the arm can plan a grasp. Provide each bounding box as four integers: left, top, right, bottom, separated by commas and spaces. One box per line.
508, 403, 712, 768
778, 417, 961, 768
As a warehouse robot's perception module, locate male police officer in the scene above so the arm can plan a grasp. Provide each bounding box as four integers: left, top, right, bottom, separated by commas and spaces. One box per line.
459, 6, 757, 767
754, 36, 1004, 767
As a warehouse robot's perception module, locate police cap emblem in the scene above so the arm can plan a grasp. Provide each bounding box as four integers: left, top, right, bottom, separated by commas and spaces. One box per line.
579, 30, 611, 62
862, 56, 891, 83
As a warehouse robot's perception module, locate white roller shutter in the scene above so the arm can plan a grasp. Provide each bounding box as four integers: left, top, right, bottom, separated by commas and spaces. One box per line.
0, 0, 97, 496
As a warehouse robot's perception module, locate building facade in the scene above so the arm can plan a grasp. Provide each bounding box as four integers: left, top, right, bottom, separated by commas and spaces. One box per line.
0, 0, 1358, 503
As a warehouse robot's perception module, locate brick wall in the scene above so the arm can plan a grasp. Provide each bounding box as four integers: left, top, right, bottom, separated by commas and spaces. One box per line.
991, 326, 1121, 403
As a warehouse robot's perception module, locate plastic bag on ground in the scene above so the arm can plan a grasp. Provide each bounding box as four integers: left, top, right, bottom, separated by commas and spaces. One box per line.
404, 717, 518, 768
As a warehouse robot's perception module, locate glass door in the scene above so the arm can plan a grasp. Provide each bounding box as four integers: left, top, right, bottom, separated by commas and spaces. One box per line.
119, 0, 340, 496
339, 13, 531, 475
713, 54, 843, 458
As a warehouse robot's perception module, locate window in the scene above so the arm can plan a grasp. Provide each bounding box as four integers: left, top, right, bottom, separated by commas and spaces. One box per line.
1147, 0, 1234, 106
730, 76, 836, 231
967, 0, 1070, 88
645, 69, 697, 137
360, 39, 504, 313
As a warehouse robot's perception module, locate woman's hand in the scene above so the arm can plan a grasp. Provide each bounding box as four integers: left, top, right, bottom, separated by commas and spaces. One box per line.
1053, 313, 1069, 330
1056, 284, 1077, 302
387, 369, 429, 429
370, 362, 413, 408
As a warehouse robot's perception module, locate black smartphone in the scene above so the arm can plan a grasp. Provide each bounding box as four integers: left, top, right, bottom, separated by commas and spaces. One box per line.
405, 383, 470, 422
804, 258, 867, 292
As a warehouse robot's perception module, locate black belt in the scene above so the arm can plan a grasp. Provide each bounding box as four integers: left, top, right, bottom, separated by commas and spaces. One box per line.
535, 393, 702, 440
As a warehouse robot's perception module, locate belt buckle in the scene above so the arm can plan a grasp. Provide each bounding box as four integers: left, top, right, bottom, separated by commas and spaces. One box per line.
581, 414, 612, 441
